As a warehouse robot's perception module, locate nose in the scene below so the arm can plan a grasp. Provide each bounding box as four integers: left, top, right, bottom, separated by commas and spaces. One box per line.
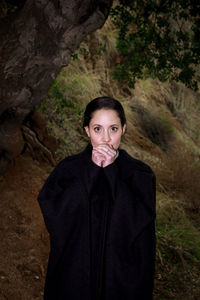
102, 129, 111, 143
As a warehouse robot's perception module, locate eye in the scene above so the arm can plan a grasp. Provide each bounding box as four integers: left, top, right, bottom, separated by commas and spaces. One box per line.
110, 126, 118, 132
94, 126, 101, 132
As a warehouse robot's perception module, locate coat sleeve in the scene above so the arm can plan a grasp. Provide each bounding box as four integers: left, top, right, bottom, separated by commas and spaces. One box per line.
37, 156, 102, 280
37, 160, 72, 236
37, 158, 102, 239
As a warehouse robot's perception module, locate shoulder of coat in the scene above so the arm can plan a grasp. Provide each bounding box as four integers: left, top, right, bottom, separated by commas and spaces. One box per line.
51, 151, 84, 174
59, 151, 83, 165
119, 149, 154, 175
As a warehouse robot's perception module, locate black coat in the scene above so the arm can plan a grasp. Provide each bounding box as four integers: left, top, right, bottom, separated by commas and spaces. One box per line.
38, 144, 156, 300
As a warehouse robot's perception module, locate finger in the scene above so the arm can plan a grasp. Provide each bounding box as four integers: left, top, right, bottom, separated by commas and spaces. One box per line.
92, 150, 106, 166
93, 147, 111, 155
92, 149, 106, 156
110, 144, 118, 151
94, 147, 115, 158
94, 143, 114, 150
92, 150, 106, 160
98, 148, 116, 157
94, 145, 116, 156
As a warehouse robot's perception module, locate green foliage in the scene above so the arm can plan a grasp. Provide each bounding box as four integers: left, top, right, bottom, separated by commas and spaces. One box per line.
111, 0, 200, 90
50, 81, 75, 109
35, 44, 41, 49
0, 0, 24, 18
40, 80, 78, 125
72, 53, 78, 61
38, 78, 87, 159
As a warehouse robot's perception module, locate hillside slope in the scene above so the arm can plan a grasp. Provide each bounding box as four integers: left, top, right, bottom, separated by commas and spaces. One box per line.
0, 18, 200, 299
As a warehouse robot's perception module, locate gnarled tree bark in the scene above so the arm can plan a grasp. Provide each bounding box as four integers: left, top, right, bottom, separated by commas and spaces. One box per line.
0, 0, 113, 173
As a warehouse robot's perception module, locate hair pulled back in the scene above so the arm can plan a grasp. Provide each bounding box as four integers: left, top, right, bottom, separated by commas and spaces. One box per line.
83, 96, 126, 127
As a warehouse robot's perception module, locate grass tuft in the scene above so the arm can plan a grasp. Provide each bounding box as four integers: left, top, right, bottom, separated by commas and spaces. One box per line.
132, 103, 174, 151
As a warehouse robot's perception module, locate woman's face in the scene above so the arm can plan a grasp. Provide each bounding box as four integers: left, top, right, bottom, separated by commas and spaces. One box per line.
84, 109, 126, 150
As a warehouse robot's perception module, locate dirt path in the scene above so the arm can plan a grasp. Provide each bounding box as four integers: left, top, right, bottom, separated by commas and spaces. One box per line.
0, 153, 52, 300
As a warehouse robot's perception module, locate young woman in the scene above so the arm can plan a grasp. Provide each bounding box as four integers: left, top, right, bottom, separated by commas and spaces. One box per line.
38, 96, 156, 300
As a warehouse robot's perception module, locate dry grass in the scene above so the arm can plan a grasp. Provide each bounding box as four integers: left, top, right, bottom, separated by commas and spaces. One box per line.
154, 191, 200, 299
130, 100, 174, 151
154, 143, 200, 212
165, 82, 200, 145
156, 192, 200, 260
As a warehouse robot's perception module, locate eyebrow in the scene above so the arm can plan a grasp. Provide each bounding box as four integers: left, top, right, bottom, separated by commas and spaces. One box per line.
92, 123, 120, 127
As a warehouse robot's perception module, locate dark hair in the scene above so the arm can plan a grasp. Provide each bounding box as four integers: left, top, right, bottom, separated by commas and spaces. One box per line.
83, 96, 126, 127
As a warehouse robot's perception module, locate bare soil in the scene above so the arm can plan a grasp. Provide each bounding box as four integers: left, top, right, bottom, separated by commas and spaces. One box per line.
0, 153, 51, 300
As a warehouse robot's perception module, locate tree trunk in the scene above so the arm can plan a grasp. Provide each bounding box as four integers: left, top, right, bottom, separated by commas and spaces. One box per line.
0, 0, 113, 173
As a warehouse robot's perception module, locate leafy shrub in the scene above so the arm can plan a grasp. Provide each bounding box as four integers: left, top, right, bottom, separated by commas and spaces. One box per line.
50, 81, 75, 112
111, 1, 200, 90
38, 79, 87, 159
